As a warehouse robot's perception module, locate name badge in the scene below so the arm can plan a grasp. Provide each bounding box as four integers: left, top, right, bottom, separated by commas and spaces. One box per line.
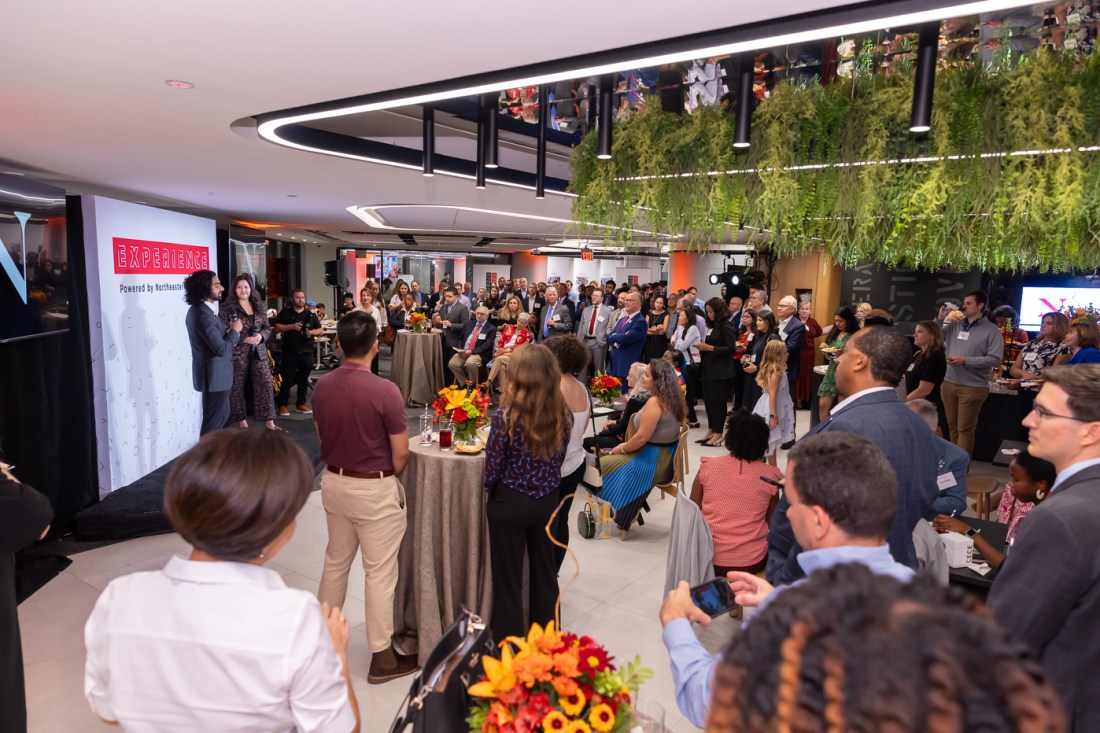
937, 472, 958, 491
907, 363, 915, 372
957, 331, 970, 341
597, 315, 605, 323
477, 333, 486, 340
552, 315, 560, 322
750, 354, 757, 363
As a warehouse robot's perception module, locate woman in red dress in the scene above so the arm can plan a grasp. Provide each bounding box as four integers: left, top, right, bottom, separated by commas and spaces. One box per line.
796, 300, 822, 409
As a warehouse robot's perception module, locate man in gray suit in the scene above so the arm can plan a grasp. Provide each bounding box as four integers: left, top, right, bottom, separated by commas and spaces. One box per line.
575, 288, 612, 375
536, 286, 573, 341
433, 286, 469, 374
767, 326, 938, 585
183, 269, 242, 436
989, 364, 1100, 731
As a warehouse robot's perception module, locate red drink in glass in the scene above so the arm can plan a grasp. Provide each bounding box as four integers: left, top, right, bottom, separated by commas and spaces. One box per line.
439, 427, 453, 450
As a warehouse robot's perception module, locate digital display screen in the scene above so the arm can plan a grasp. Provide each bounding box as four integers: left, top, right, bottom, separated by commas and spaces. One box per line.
1018, 286, 1100, 330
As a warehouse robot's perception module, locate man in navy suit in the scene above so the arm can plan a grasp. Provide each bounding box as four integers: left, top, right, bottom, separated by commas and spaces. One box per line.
448, 305, 497, 386
767, 326, 938, 585
775, 296, 806, 397
607, 291, 648, 385
989, 365, 1100, 731
183, 270, 242, 436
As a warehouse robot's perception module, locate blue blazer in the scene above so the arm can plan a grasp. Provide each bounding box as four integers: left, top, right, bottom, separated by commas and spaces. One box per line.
766, 389, 939, 585
606, 313, 648, 379
781, 317, 807, 385
928, 435, 969, 518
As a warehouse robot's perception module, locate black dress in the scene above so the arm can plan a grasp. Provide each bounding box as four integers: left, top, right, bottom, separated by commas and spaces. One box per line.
642, 311, 670, 362
906, 349, 948, 435
1, 479, 53, 733
742, 333, 781, 411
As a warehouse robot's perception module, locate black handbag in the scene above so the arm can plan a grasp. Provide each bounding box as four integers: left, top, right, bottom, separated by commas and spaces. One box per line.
577, 501, 597, 539
389, 607, 495, 733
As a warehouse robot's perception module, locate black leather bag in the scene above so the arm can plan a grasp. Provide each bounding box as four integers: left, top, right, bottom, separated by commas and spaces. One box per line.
389, 607, 495, 733
577, 501, 597, 539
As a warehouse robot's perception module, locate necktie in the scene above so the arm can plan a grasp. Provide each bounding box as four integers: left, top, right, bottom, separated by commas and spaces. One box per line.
617, 315, 628, 334
544, 310, 552, 338
466, 323, 481, 350
588, 308, 598, 336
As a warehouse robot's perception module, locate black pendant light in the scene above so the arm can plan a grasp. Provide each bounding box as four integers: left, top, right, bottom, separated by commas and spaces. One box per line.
733, 54, 753, 149
484, 94, 499, 168
536, 83, 549, 199
422, 105, 435, 176
475, 95, 487, 189
597, 74, 614, 160
910, 23, 939, 134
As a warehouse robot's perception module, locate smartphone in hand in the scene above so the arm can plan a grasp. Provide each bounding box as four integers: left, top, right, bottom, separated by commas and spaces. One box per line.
689, 577, 738, 618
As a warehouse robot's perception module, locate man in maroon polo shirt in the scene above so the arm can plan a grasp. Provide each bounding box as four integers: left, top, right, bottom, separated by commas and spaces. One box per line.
312, 311, 417, 683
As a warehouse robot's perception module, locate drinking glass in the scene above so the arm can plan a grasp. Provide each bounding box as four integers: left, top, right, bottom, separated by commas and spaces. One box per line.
631, 699, 666, 732
419, 412, 433, 446
439, 426, 453, 450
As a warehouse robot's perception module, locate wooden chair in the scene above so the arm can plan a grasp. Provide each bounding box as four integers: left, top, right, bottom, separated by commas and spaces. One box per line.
967, 476, 1001, 521
655, 423, 690, 500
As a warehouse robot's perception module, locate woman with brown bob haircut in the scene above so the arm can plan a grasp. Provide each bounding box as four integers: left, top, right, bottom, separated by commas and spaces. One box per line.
84, 430, 360, 732
483, 343, 573, 642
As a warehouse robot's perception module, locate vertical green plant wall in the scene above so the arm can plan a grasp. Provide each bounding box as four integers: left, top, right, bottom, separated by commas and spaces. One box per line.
569, 51, 1100, 272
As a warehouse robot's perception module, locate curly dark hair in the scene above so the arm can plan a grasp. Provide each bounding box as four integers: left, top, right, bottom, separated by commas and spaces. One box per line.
182, 269, 217, 306
544, 335, 590, 376
707, 564, 1065, 732
723, 408, 769, 462
828, 306, 860, 344
705, 297, 730, 327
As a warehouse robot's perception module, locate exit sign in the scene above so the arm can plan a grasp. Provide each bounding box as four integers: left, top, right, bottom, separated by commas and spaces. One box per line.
580, 248, 593, 261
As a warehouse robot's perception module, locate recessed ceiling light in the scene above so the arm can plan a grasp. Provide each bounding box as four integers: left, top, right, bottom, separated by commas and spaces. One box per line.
2, 171, 26, 176
165, 80, 194, 90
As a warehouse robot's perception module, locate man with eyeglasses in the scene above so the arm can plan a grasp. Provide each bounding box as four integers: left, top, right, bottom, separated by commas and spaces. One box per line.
988, 364, 1100, 732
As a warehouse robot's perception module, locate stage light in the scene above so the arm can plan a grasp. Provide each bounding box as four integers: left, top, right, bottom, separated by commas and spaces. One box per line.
422, 105, 435, 176
910, 23, 938, 134
597, 75, 614, 159
733, 54, 753, 149
709, 273, 721, 285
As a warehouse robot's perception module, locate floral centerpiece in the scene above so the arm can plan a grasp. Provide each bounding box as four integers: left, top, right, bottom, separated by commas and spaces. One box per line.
467, 621, 652, 733
408, 312, 429, 333
590, 373, 622, 407
1061, 303, 1099, 325
432, 385, 491, 444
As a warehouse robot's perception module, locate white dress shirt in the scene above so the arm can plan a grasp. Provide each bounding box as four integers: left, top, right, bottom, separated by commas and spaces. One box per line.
85, 556, 355, 733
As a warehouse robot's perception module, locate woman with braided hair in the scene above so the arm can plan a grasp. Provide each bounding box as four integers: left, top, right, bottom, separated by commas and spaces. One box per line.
706, 563, 1065, 732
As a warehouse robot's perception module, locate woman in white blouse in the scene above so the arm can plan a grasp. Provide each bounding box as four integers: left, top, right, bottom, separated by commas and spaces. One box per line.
85, 430, 359, 733
671, 309, 702, 428
355, 287, 387, 374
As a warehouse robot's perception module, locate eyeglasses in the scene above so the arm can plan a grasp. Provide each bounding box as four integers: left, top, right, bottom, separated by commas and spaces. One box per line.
1030, 403, 1089, 423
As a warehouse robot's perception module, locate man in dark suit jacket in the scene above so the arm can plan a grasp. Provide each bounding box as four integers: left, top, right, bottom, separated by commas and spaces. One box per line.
767, 326, 938, 585
536, 287, 573, 342
775, 295, 807, 390
448, 305, 497, 386
606, 291, 648, 385
433, 286, 469, 375
988, 365, 1100, 731
183, 270, 242, 436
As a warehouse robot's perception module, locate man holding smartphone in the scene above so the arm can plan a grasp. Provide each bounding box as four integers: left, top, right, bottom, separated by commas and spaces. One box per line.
274, 289, 323, 416
658, 432, 913, 729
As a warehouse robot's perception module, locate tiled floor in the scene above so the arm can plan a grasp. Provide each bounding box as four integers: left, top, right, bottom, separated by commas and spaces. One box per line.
18, 382, 1006, 732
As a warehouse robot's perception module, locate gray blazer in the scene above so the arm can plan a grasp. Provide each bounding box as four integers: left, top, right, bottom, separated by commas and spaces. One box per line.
536, 302, 573, 341
185, 303, 239, 393
989, 463, 1100, 731
575, 303, 613, 347
438, 301, 470, 348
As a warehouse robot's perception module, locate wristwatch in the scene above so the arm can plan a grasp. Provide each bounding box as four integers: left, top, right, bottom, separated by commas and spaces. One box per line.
965, 527, 981, 538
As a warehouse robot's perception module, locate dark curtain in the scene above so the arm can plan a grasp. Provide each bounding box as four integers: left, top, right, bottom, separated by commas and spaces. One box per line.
0, 196, 97, 531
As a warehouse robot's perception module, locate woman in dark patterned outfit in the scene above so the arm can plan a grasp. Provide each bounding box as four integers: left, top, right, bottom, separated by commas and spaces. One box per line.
219, 275, 278, 431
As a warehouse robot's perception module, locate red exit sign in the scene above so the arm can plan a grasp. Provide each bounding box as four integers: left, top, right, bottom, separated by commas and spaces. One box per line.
580, 248, 593, 261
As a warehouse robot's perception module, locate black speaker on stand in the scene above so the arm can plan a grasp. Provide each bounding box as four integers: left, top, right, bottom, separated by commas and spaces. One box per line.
324, 260, 340, 316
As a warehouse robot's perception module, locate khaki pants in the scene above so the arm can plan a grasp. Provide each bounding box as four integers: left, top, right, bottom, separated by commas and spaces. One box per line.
318, 472, 407, 653
941, 381, 989, 457
487, 353, 511, 386
449, 353, 484, 386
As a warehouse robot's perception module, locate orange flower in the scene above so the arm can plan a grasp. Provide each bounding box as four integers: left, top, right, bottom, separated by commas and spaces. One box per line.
468, 645, 517, 698
551, 674, 579, 698
552, 652, 580, 678
513, 653, 555, 686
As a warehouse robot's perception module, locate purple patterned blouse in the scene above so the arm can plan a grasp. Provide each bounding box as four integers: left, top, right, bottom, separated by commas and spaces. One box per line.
483, 408, 571, 498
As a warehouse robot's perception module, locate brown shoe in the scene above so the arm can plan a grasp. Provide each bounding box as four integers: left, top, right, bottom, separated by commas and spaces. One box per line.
367, 645, 419, 684
295, 404, 313, 414
277, 406, 290, 417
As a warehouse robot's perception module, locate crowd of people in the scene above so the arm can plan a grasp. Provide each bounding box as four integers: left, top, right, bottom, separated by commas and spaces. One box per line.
5, 265, 1100, 733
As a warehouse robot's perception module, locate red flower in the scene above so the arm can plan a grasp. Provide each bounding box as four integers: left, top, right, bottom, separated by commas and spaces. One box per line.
452, 407, 470, 423
577, 645, 612, 674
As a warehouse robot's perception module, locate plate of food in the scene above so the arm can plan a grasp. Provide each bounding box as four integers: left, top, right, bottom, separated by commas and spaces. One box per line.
455, 440, 485, 455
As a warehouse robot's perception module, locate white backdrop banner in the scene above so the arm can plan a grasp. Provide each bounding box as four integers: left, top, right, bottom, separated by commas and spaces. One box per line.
82, 196, 216, 495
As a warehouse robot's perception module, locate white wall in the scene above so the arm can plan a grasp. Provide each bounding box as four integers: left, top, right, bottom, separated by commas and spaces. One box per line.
301, 242, 340, 309
82, 197, 215, 495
